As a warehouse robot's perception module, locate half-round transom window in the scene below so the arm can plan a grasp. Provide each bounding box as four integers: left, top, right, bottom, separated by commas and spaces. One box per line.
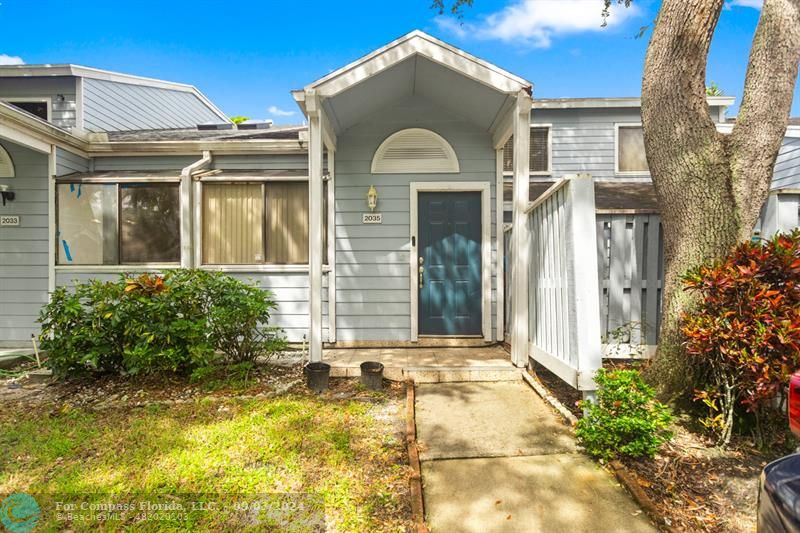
371, 128, 459, 174
0, 144, 14, 178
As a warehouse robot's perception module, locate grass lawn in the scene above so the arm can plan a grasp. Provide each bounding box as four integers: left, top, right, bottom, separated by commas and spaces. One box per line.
0, 367, 412, 532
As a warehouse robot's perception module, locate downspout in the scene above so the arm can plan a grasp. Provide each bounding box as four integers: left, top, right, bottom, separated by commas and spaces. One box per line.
180, 150, 212, 268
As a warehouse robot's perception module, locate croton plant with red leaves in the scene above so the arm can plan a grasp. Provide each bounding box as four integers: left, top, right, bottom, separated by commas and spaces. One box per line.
681, 230, 800, 445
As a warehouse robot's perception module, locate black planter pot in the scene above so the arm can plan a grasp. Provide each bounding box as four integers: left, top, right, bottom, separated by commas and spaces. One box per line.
305, 362, 331, 393
360, 361, 384, 391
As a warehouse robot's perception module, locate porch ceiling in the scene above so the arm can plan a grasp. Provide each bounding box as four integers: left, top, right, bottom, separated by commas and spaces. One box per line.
321, 55, 514, 134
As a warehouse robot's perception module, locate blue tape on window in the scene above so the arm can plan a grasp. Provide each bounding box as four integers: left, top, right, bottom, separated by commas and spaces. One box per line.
77, 183, 81, 198
61, 240, 73, 262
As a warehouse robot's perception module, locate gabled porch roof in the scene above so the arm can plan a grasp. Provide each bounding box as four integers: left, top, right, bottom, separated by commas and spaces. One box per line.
292, 30, 533, 137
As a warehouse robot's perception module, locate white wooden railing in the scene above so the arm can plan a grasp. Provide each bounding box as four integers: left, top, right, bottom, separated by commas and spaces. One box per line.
523, 174, 602, 392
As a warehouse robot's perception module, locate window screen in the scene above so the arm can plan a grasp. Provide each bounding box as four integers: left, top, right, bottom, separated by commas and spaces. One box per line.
10, 101, 48, 121
618, 126, 649, 173
203, 183, 265, 265
266, 182, 309, 264
120, 183, 181, 263
503, 127, 549, 173
57, 183, 118, 265
202, 181, 316, 265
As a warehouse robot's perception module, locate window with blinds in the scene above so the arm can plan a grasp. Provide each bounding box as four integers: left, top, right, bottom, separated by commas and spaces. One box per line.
502, 127, 550, 174
617, 125, 649, 173
202, 181, 321, 265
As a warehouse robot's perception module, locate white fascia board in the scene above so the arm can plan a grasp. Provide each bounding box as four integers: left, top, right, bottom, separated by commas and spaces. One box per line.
717, 123, 800, 138
306, 30, 531, 97
86, 140, 307, 156
533, 95, 736, 109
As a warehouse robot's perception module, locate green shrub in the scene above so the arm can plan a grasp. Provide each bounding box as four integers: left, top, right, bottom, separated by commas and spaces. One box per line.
39, 270, 285, 377
575, 369, 673, 461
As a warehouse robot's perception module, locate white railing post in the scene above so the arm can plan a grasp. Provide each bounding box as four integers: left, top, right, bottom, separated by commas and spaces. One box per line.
565, 174, 603, 394
511, 90, 532, 367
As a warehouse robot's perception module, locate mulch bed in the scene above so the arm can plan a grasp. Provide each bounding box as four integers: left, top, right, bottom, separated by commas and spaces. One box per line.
529, 360, 789, 532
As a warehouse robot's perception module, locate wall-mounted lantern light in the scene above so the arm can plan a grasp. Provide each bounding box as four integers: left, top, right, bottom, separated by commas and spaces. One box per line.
367, 185, 378, 212
0, 185, 15, 206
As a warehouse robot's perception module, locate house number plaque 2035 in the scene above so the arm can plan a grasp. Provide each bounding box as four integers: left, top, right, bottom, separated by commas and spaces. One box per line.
362, 213, 383, 224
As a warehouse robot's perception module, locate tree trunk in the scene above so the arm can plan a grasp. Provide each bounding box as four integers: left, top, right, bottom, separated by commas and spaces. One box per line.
641, 0, 800, 395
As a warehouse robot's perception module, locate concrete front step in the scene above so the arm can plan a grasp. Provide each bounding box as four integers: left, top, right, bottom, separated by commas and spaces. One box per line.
329, 365, 520, 383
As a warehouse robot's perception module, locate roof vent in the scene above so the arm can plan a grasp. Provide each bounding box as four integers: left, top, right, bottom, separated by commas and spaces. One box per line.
0, 144, 14, 178
197, 122, 234, 131
371, 128, 459, 174
237, 120, 274, 130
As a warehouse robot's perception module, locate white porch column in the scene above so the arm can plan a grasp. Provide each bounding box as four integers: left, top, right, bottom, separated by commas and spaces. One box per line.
511, 90, 532, 367
327, 150, 337, 343
495, 147, 505, 343
307, 91, 326, 362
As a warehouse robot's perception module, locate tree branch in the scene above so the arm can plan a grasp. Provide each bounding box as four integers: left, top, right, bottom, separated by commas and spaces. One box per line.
641, 0, 726, 176
730, 0, 800, 222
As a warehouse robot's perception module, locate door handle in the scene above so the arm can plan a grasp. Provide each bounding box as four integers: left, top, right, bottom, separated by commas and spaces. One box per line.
419, 265, 424, 288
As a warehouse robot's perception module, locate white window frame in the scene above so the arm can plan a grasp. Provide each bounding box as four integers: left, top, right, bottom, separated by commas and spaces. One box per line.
614, 123, 651, 177
54, 175, 183, 271
195, 175, 323, 273
3, 97, 52, 122
502, 124, 552, 177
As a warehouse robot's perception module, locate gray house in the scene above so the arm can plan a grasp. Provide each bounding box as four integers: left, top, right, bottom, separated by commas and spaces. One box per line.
0, 31, 797, 390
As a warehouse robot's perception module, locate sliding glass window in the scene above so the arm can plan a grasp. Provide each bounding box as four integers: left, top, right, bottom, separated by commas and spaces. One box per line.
56, 182, 181, 265
202, 181, 324, 266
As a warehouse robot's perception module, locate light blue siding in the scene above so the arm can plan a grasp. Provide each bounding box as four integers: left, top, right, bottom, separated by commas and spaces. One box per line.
0, 140, 49, 345
54, 271, 327, 343
212, 154, 308, 171
334, 96, 497, 342
0, 76, 77, 129
532, 107, 647, 180
82, 78, 224, 132
92, 156, 200, 171
56, 147, 89, 176
772, 137, 800, 190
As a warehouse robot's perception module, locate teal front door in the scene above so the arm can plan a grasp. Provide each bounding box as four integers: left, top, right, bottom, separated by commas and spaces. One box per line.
418, 192, 482, 336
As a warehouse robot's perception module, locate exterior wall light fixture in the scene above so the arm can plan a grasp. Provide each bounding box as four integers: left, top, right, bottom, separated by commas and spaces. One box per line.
367, 185, 378, 212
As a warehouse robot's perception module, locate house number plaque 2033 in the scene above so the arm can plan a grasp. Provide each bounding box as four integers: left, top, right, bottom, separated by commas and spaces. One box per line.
362, 213, 383, 224
0, 215, 19, 226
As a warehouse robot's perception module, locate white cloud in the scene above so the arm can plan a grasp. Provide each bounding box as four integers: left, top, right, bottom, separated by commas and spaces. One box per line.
435, 0, 640, 48
267, 105, 295, 117
727, 0, 763, 8
0, 54, 24, 65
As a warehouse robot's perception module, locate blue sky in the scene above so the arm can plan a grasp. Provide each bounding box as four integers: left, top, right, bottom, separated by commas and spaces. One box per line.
0, 0, 796, 123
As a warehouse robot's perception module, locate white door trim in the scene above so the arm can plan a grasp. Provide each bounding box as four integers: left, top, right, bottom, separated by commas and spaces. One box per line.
410, 181, 492, 342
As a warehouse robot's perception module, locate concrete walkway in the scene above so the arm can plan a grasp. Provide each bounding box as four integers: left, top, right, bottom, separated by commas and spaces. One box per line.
416, 381, 656, 533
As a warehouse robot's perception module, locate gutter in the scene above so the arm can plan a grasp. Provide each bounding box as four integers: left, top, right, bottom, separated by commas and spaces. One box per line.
180, 151, 212, 268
